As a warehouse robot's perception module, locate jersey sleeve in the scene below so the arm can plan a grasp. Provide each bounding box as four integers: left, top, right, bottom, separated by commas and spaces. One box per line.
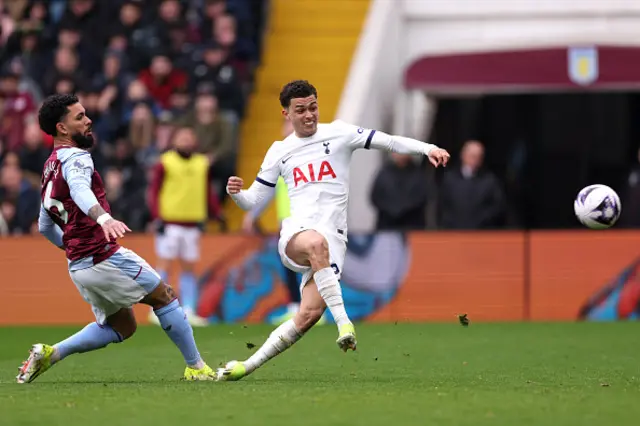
334, 120, 380, 151
38, 205, 64, 249
61, 152, 100, 216
338, 120, 437, 155
255, 143, 281, 188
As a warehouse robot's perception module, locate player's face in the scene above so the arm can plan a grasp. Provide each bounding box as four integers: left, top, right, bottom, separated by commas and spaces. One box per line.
61, 102, 94, 149
284, 95, 318, 138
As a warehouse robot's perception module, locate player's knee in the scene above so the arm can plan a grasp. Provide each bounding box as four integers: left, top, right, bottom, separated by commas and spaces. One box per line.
296, 305, 325, 332
120, 321, 137, 340
140, 281, 178, 310
304, 233, 329, 263
110, 317, 137, 340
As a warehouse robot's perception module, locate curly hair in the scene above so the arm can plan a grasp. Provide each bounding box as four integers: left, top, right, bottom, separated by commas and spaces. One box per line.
38, 94, 79, 136
279, 80, 317, 108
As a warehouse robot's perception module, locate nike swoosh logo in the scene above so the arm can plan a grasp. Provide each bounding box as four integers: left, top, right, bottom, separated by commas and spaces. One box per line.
282, 155, 293, 164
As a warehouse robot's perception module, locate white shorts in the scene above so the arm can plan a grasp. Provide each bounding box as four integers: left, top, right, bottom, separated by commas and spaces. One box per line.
155, 224, 202, 262
69, 247, 162, 325
277, 222, 348, 293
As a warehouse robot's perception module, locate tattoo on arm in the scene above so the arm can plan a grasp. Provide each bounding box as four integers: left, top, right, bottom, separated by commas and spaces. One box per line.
88, 204, 107, 222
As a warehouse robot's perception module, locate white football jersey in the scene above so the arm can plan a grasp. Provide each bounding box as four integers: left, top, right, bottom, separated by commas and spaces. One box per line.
256, 120, 378, 235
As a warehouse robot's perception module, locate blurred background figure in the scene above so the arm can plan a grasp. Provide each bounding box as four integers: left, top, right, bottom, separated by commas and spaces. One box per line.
370, 152, 430, 231
0, 161, 39, 235
147, 126, 222, 326
621, 147, 640, 227
438, 140, 505, 230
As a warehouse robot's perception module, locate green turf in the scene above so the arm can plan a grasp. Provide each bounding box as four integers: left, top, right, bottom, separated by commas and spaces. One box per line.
1, 322, 639, 426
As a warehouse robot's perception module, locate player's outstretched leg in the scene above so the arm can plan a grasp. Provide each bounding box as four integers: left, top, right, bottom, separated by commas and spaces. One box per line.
16, 309, 135, 384
288, 230, 356, 351
141, 282, 215, 380
216, 283, 324, 381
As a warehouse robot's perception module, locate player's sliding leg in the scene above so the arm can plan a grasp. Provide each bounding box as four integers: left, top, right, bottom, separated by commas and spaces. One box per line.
216, 283, 325, 381
140, 282, 215, 380
286, 230, 356, 351
16, 309, 136, 384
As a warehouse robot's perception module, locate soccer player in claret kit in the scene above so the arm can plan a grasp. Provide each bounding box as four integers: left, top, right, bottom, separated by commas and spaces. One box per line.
216, 80, 450, 381
16, 94, 217, 383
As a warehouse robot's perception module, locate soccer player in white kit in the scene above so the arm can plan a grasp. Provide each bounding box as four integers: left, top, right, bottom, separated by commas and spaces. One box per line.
216, 80, 450, 381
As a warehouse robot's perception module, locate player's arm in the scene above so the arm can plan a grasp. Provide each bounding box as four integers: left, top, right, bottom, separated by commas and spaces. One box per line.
62, 153, 130, 240
227, 145, 278, 211
247, 191, 272, 220
37, 206, 64, 250
343, 121, 450, 167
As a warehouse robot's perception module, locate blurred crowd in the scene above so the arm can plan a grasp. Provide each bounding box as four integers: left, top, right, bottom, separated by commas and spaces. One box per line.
0, 0, 266, 235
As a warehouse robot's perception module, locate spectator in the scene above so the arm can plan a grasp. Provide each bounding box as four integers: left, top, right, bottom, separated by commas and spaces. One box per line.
370, 153, 430, 231
168, 86, 191, 118
0, 70, 35, 153
128, 102, 158, 166
212, 12, 251, 81
192, 41, 244, 117
3, 26, 46, 99
438, 140, 506, 229
179, 92, 235, 161
56, 23, 101, 77
177, 91, 235, 197
0, 163, 39, 234
0, 0, 269, 236
54, 76, 76, 94
154, 110, 177, 155
105, 138, 148, 231
621, 147, 640, 227
41, 46, 87, 96
200, 0, 228, 40
113, 0, 145, 40
8, 56, 43, 106
121, 78, 161, 126
58, 0, 114, 50
138, 53, 188, 110
19, 121, 49, 188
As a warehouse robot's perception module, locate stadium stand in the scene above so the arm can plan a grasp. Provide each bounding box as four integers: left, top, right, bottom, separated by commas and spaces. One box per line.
0, 0, 268, 235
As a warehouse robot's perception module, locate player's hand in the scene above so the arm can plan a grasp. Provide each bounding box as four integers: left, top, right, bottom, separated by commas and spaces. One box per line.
102, 218, 131, 241
226, 176, 244, 194
427, 148, 451, 168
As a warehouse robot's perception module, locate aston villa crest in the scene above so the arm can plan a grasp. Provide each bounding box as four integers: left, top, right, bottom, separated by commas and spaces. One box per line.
568, 46, 599, 86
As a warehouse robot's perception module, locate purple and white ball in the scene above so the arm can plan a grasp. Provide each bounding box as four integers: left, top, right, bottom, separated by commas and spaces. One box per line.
574, 184, 621, 229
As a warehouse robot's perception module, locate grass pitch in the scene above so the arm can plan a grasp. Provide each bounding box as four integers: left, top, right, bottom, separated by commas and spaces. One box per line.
1, 322, 639, 426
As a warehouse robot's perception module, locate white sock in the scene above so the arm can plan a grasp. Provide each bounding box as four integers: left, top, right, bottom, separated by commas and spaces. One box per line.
314, 267, 351, 328
244, 319, 303, 373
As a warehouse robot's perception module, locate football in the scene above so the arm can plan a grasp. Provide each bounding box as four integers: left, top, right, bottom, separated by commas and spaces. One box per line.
574, 184, 622, 229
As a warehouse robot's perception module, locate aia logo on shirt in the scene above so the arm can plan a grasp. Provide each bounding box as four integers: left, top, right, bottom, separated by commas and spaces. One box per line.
293, 161, 336, 187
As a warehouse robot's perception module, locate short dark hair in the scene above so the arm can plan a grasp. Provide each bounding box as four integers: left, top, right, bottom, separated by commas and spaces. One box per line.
38, 94, 79, 136
279, 80, 317, 108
